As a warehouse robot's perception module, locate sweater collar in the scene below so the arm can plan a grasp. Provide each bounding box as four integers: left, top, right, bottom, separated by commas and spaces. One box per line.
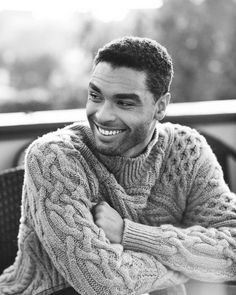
70, 122, 166, 187
97, 128, 159, 163
95, 127, 163, 187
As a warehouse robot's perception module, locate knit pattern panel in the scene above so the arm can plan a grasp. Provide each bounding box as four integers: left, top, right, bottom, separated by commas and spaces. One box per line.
1, 122, 236, 295
22, 134, 186, 295
122, 125, 236, 281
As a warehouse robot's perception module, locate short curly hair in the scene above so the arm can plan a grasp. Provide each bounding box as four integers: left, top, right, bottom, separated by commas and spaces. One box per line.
93, 36, 174, 101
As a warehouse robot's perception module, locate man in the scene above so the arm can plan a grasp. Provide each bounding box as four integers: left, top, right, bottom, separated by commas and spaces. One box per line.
0, 36, 236, 295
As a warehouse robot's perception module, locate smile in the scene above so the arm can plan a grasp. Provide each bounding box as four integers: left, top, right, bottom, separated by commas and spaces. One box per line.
97, 126, 124, 136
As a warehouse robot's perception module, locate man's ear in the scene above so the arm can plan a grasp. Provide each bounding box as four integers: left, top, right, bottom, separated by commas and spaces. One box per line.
154, 92, 171, 121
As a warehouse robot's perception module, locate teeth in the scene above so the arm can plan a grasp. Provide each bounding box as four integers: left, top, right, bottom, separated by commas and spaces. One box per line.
98, 126, 123, 136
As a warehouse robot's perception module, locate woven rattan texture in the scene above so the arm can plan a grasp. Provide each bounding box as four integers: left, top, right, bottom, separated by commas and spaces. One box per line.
0, 167, 24, 273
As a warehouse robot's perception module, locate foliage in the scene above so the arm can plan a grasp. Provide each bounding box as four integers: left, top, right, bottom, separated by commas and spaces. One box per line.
9, 54, 58, 90
0, 0, 236, 113
77, 0, 236, 103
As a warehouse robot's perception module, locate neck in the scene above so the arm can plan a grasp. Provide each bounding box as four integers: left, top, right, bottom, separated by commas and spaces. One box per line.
124, 129, 156, 158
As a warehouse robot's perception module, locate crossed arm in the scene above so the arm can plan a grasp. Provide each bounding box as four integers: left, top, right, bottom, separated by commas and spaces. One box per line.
95, 200, 236, 281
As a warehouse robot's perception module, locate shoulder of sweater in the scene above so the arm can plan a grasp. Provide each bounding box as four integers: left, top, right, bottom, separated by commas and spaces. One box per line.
160, 122, 202, 139
159, 122, 216, 166
160, 122, 207, 149
26, 121, 91, 156
157, 123, 220, 190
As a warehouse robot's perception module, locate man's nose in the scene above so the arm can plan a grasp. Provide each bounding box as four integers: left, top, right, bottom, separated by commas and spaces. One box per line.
95, 101, 116, 123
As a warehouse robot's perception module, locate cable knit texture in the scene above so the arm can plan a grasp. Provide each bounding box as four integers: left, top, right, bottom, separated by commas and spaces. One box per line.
0, 122, 236, 295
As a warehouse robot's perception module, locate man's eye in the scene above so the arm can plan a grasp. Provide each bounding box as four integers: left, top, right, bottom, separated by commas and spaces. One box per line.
117, 101, 134, 107
88, 92, 102, 102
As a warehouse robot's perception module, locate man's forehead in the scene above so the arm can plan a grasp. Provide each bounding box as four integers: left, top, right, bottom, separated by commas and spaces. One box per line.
90, 62, 148, 92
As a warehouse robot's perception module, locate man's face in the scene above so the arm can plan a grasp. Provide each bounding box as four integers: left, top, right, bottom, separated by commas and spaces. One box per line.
86, 62, 160, 157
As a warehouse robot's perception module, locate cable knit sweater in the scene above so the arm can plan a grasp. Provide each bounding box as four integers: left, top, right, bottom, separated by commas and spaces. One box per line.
0, 122, 236, 295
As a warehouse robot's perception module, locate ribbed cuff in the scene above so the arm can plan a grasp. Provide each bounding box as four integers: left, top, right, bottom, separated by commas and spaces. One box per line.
122, 218, 162, 255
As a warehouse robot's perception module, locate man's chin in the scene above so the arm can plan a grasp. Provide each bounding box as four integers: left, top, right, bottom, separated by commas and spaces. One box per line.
95, 144, 121, 157
97, 148, 117, 156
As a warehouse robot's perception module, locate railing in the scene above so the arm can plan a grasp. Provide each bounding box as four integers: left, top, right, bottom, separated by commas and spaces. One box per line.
0, 99, 236, 135
0, 99, 235, 191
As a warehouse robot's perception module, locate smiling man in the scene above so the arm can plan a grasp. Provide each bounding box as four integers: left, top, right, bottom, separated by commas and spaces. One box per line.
1, 37, 236, 295
87, 62, 169, 157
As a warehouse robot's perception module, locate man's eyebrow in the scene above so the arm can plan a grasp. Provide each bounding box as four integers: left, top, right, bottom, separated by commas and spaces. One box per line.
88, 82, 141, 102
88, 82, 102, 93
114, 93, 141, 102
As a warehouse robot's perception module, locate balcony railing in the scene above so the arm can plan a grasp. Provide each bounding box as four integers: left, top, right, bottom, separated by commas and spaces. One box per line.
0, 99, 235, 191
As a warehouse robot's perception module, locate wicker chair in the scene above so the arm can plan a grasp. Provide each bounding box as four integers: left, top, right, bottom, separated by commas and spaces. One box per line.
0, 167, 24, 274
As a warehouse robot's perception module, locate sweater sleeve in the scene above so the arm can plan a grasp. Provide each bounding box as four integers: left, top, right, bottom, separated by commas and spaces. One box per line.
24, 136, 187, 295
122, 134, 236, 282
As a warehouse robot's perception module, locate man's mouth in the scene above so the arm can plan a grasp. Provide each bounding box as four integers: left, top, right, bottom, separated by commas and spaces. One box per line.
95, 124, 124, 137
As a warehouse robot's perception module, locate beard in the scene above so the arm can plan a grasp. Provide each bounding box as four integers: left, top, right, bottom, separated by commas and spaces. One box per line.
92, 123, 154, 158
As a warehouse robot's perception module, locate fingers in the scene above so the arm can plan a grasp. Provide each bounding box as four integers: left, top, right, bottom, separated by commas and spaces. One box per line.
94, 215, 105, 228
97, 201, 108, 206
91, 201, 109, 221
92, 201, 108, 212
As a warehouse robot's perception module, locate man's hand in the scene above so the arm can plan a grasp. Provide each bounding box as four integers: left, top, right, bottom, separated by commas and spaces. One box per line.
91, 201, 124, 244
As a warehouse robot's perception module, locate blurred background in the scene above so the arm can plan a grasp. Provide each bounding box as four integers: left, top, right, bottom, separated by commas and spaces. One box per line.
0, 0, 236, 113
